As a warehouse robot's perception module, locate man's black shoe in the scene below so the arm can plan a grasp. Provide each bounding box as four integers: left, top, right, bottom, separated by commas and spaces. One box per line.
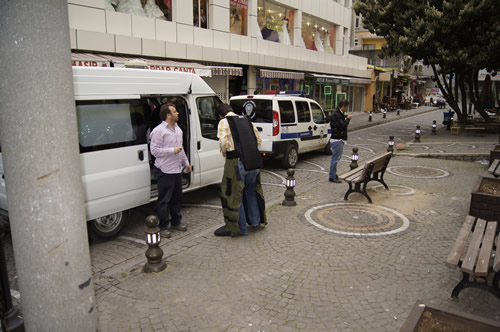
329, 178, 341, 183
214, 226, 231, 237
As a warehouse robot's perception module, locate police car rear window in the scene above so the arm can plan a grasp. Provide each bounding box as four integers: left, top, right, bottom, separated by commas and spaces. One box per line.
230, 99, 273, 123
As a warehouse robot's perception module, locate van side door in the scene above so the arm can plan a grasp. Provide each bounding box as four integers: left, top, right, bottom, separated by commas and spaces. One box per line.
294, 100, 315, 152
310, 101, 329, 150
76, 99, 151, 221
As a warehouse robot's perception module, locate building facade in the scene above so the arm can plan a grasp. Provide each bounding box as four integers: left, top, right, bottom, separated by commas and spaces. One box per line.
68, 0, 371, 112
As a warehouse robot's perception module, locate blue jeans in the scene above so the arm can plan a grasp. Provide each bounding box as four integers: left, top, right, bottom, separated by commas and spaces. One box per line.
238, 160, 260, 235
329, 140, 344, 180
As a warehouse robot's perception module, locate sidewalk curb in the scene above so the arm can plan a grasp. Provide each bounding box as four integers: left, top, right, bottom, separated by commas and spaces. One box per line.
394, 152, 489, 161
350, 107, 440, 132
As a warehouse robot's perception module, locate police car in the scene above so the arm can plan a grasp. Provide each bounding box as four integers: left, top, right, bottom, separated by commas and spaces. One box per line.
230, 91, 331, 168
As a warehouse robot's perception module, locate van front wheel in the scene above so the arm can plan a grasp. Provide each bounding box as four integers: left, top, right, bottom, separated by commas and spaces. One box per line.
281, 144, 298, 168
88, 211, 128, 241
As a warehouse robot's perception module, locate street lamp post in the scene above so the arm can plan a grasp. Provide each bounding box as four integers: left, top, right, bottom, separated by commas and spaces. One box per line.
143, 216, 167, 273
282, 169, 297, 206
350, 147, 359, 170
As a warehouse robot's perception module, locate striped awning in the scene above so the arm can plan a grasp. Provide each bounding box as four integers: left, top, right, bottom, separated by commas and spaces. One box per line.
72, 52, 242, 77
259, 69, 305, 80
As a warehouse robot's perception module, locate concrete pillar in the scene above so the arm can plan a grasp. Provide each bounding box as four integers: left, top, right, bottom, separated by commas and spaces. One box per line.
0, 1, 97, 331
293, 10, 303, 47
248, 65, 257, 94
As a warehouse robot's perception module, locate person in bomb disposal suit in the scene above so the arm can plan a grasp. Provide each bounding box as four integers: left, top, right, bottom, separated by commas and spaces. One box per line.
214, 103, 267, 237
150, 102, 191, 238
329, 100, 352, 183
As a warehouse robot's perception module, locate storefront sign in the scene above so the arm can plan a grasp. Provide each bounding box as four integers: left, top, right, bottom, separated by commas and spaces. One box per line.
230, 0, 248, 8
314, 77, 349, 85
72, 60, 109, 67
266, 16, 283, 32
378, 72, 391, 81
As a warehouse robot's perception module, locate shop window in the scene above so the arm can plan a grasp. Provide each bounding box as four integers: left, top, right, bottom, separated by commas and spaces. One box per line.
230, 0, 248, 35
194, 0, 208, 28
302, 14, 335, 53
295, 101, 311, 123
278, 101, 295, 124
257, 0, 294, 45
113, 0, 172, 21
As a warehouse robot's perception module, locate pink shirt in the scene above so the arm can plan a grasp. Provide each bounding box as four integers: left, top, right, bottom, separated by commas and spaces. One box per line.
150, 121, 189, 174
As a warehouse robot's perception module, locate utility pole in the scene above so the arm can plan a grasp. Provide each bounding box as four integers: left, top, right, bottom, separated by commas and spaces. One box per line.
0, 1, 98, 331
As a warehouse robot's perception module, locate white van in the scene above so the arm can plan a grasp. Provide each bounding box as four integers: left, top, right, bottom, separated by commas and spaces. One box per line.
0, 66, 224, 239
230, 93, 331, 168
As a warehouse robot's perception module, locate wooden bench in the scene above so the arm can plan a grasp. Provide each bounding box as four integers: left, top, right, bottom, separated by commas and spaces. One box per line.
338, 152, 392, 203
464, 126, 486, 136
488, 159, 500, 178
446, 216, 500, 299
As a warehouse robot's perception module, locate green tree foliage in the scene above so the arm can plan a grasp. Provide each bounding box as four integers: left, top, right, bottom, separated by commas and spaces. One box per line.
355, 0, 500, 122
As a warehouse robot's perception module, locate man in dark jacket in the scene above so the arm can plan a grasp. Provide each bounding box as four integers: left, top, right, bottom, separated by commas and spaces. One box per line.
329, 100, 352, 183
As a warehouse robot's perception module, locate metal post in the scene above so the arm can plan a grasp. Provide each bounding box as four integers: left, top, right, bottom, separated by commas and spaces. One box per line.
414, 125, 421, 143
350, 147, 359, 170
382, 108, 387, 119
144, 216, 167, 273
282, 169, 296, 206
432, 120, 437, 135
0, 1, 97, 330
397, 109, 400, 116
368, 111, 373, 122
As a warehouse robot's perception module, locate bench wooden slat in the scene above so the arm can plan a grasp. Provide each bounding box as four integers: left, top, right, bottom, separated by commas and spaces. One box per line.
461, 218, 487, 275
446, 216, 476, 268
488, 159, 499, 175
475, 222, 497, 277
338, 166, 364, 181
494, 229, 500, 272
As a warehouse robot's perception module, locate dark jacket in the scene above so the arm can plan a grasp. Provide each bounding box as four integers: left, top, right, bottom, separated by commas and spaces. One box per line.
330, 108, 350, 140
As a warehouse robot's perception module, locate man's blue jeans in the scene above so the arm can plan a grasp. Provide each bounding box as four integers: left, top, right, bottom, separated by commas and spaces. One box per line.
329, 140, 344, 180
238, 160, 260, 235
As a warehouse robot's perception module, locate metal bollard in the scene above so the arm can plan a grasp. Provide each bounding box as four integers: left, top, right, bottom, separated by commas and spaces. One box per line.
387, 136, 395, 153
282, 169, 297, 206
432, 120, 437, 135
396, 109, 400, 116
382, 108, 387, 119
368, 111, 373, 122
350, 147, 359, 170
143, 215, 167, 273
414, 125, 421, 143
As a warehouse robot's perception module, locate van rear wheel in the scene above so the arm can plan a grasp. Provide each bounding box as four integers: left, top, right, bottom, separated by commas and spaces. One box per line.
281, 144, 298, 168
88, 211, 128, 241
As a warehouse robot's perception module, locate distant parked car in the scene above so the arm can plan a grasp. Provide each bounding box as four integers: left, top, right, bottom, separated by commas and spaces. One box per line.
432, 98, 446, 108
412, 96, 422, 106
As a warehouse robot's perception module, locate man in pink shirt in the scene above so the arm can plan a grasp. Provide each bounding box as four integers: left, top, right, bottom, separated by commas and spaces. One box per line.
150, 102, 191, 238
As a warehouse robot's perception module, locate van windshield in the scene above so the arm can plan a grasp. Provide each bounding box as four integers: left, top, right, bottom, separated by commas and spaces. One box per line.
230, 99, 273, 123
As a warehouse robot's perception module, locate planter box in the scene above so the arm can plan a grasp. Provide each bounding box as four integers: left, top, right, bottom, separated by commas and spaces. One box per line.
469, 176, 500, 221
400, 301, 500, 332
490, 144, 500, 166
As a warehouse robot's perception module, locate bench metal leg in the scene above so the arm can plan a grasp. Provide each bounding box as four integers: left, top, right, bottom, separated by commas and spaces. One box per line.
343, 182, 373, 203
451, 271, 500, 299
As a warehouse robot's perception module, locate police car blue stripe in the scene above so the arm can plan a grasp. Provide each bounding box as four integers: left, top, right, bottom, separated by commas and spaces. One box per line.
281, 131, 313, 139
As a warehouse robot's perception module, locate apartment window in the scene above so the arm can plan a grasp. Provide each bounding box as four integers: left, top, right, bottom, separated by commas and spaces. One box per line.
194, 0, 208, 28
354, 38, 359, 47
363, 44, 376, 50
355, 16, 360, 28
230, 0, 248, 35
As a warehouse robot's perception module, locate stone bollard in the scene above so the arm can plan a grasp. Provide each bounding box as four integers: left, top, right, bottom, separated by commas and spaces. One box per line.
143, 215, 167, 273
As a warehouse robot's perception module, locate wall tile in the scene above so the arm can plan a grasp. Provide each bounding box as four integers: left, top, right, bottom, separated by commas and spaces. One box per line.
194, 28, 214, 48
70, 28, 76, 49
106, 11, 132, 36
175, 0, 193, 25
222, 49, 239, 64
203, 47, 222, 62
213, 31, 230, 49
230, 34, 241, 51
68, 0, 104, 9
132, 15, 155, 39
210, 5, 230, 32
156, 20, 177, 42
76, 29, 115, 52
143, 39, 166, 57
249, 52, 260, 66
187, 45, 204, 60
116, 35, 141, 54
177, 24, 194, 45
166, 41, 187, 59
238, 51, 249, 65
68, 4, 105, 32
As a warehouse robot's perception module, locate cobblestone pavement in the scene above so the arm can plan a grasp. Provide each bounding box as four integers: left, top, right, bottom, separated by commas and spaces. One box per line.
3, 107, 500, 331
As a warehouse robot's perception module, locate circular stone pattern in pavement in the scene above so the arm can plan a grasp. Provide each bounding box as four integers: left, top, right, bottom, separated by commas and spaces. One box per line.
305, 203, 410, 237
387, 166, 450, 178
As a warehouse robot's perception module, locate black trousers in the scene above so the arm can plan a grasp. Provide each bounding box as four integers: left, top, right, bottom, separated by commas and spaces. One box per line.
154, 168, 183, 229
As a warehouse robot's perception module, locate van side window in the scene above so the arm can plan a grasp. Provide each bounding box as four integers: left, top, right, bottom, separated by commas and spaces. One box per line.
278, 100, 295, 124
310, 102, 326, 124
196, 96, 222, 140
295, 101, 311, 123
76, 100, 147, 153
229, 99, 273, 123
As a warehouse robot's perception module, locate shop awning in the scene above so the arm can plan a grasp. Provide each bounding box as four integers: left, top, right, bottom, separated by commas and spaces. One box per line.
259, 69, 305, 80
309, 73, 371, 85
72, 52, 243, 77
